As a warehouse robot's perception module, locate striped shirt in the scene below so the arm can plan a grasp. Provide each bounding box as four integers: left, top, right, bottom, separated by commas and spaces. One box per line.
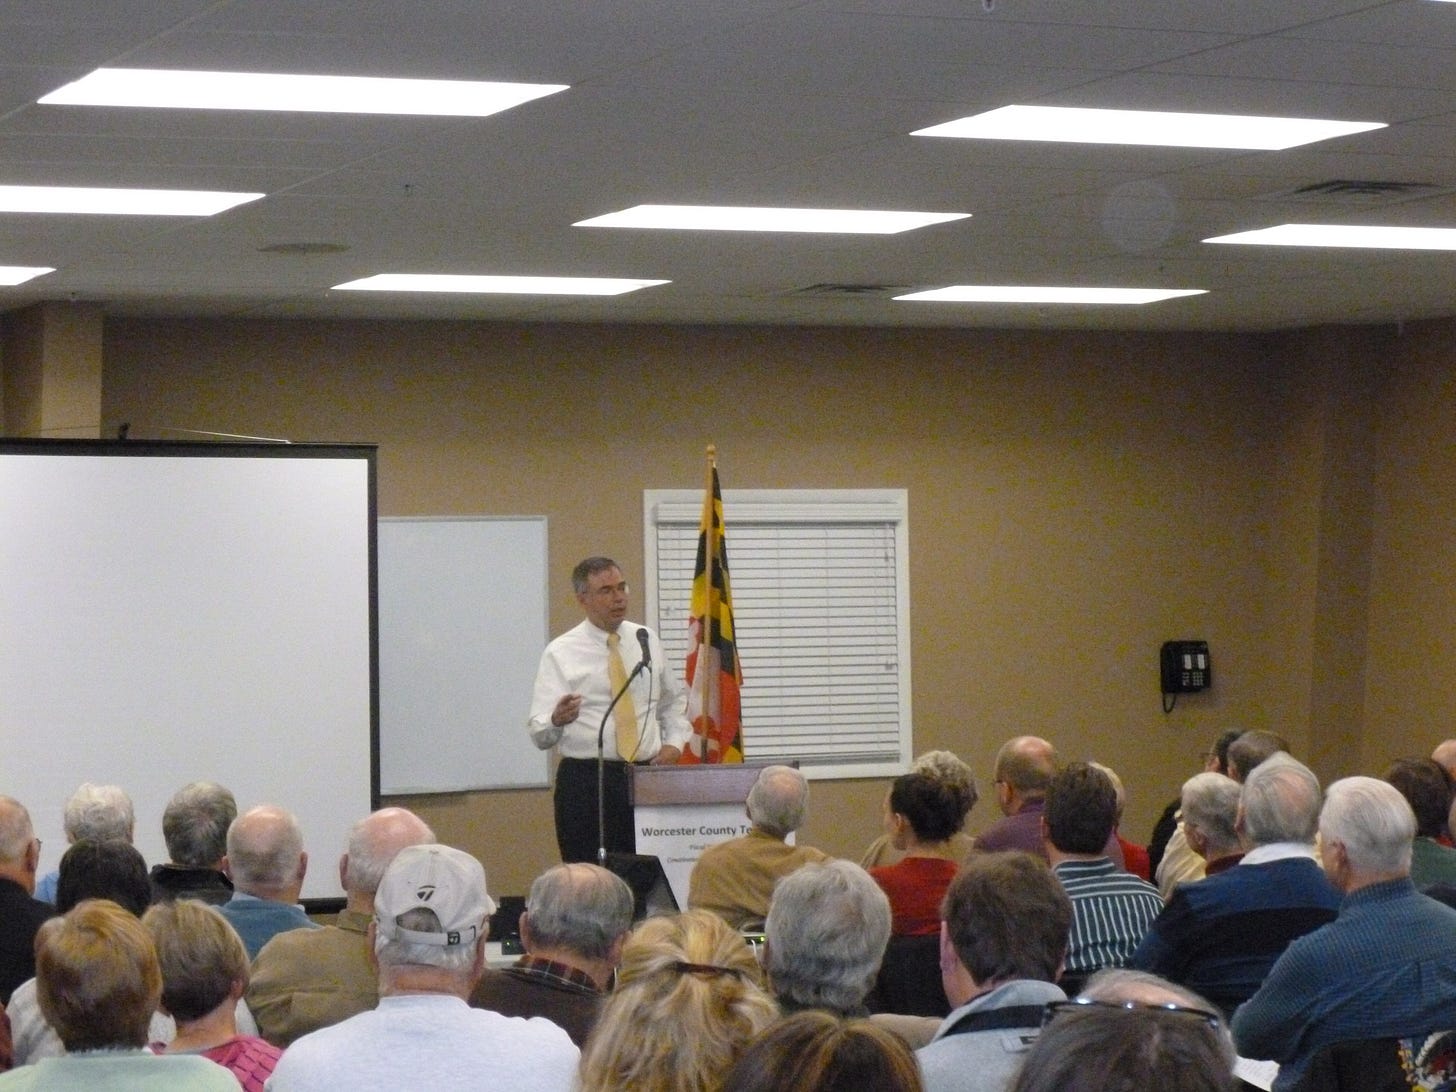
1053, 857, 1164, 973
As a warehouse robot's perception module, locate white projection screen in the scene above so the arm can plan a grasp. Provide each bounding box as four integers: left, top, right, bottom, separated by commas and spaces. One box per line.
0, 440, 377, 904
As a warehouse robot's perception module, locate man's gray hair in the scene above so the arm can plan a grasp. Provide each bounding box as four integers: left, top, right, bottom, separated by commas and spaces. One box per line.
162, 781, 237, 867
1240, 754, 1321, 846
376, 907, 478, 974
226, 805, 305, 891
0, 797, 35, 862
747, 766, 810, 838
525, 863, 634, 961
571, 556, 619, 596
62, 783, 134, 844
765, 859, 891, 1016
1321, 776, 1417, 876
1180, 773, 1241, 854
343, 808, 436, 895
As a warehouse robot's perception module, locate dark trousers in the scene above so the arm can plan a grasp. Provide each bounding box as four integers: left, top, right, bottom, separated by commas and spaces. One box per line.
554, 756, 637, 863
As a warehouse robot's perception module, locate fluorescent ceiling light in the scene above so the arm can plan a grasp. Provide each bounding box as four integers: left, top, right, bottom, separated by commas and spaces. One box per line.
332, 274, 669, 295
39, 68, 568, 118
575, 205, 970, 233
0, 266, 55, 285
1205, 223, 1456, 249
895, 286, 1206, 304
912, 105, 1384, 150
0, 185, 262, 216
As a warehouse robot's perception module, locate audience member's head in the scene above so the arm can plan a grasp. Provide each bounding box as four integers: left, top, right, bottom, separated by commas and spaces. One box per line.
722, 1010, 924, 1092
1079, 967, 1226, 1012
1432, 739, 1456, 782
522, 862, 635, 973
143, 898, 249, 1022
61, 783, 134, 845
55, 839, 151, 916
1204, 730, 1243, 776
1013, 969, 1235, 1092
372, 844, 495, 986
1090, 763, 1128, 826
1237, 753, 1321, 847
1043, 762, 1117, 856
341, 806, 436, 906
35, 899, 161, 1052
887, 770, 968, 844
765, 860, 891, 1017
1319, 776, 1417, 889
1225, 731, 1290, 783
940, 852, 1069, 1006
1384, 757, 1452, 841
1180, 773, 1243, 862
162, 781, 236, 868
0, 796, 41, 891
993, 737, 1059, 811
579, 909, 777, 1092
746, 766, 812, 839
225, 804, 307, 900
911, 750, 979, 819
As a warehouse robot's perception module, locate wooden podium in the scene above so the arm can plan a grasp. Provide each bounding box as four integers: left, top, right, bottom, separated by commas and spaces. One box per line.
629, 763, 777, 911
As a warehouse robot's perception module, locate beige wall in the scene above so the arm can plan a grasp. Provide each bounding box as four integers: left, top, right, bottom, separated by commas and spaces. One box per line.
84, 314, 1395, 895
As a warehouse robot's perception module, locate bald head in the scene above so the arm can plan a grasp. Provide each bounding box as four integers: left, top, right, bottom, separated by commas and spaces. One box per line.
341, 807, 436, 909
994, 736, 1059, 814
0, 797, 39, 891
225, 805, 307, 901
1433, 740, 1456, 780
747, 766, 810, 838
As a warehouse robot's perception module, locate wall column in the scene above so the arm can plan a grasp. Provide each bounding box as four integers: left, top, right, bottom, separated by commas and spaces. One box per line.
1, 302, 105, 438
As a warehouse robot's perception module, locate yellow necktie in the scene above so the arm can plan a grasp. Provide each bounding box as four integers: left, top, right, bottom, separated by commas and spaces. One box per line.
607, 632, 639, 760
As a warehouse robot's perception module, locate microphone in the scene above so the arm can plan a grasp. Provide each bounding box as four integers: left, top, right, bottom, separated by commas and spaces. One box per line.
637, 627, 652, 668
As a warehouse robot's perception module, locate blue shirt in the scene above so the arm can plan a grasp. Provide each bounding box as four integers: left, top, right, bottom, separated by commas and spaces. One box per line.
219, 891, 320, 959
1232, 878, 1456, 1091
1129, 855, 1340, 1014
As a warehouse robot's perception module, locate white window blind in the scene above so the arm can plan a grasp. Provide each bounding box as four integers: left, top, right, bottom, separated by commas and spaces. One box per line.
644, 489, 911, 779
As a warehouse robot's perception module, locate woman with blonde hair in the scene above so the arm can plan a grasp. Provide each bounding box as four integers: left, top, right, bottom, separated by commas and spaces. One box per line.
144, 899, 282, 1091
0, 900, 236, 1090
579, 909, 778, 1092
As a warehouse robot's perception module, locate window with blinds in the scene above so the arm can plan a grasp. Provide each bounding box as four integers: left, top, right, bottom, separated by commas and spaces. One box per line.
644, 489, 911, 779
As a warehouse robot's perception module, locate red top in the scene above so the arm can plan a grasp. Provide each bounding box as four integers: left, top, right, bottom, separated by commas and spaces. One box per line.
870, 856, 960, 937
1118, 834, 1152, 882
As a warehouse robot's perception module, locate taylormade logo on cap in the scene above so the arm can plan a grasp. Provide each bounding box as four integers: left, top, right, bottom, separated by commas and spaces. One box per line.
374, 843, 496, 948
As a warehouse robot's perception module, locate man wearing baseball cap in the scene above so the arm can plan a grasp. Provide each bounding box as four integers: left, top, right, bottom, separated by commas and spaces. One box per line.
268, 844, 579, 1090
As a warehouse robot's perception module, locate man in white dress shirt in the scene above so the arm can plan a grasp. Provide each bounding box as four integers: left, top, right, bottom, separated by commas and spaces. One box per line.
529, 556, 691, 863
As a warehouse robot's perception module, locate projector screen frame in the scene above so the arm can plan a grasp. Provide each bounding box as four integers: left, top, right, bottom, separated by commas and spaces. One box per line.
0, 437, 380, 912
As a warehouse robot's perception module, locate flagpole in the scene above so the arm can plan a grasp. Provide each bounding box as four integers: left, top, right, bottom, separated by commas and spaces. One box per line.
698, 444, 717, 762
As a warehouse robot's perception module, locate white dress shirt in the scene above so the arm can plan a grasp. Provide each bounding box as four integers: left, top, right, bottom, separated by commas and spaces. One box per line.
528, 619, 691, 760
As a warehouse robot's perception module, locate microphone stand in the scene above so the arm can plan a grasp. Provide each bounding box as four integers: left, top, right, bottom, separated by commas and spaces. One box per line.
597, 660, 647, 865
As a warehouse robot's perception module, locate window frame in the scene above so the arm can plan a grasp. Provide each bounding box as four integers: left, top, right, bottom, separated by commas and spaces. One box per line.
644, 487, 912, 779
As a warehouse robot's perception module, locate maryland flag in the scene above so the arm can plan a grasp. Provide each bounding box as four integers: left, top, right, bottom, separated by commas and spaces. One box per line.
682, 452, 743, 763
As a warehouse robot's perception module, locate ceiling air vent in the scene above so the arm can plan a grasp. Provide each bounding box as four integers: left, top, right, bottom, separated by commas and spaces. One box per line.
1264, 179, 1449, 204
790, 283, 910, 297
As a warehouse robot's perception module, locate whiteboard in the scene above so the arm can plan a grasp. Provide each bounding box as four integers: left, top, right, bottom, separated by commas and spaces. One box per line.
0, 440, 375, 903
378, 517, 549, 792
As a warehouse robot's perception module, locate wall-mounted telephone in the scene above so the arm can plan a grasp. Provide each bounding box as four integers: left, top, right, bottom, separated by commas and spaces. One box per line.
1161, 640, 1210, 712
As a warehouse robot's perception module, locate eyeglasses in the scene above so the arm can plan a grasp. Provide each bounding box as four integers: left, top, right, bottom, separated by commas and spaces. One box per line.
588, 581, 629, 597
1043, 997, 1222, 1030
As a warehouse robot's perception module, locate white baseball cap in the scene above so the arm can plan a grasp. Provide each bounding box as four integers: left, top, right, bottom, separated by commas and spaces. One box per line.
374, 844, 496, 948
